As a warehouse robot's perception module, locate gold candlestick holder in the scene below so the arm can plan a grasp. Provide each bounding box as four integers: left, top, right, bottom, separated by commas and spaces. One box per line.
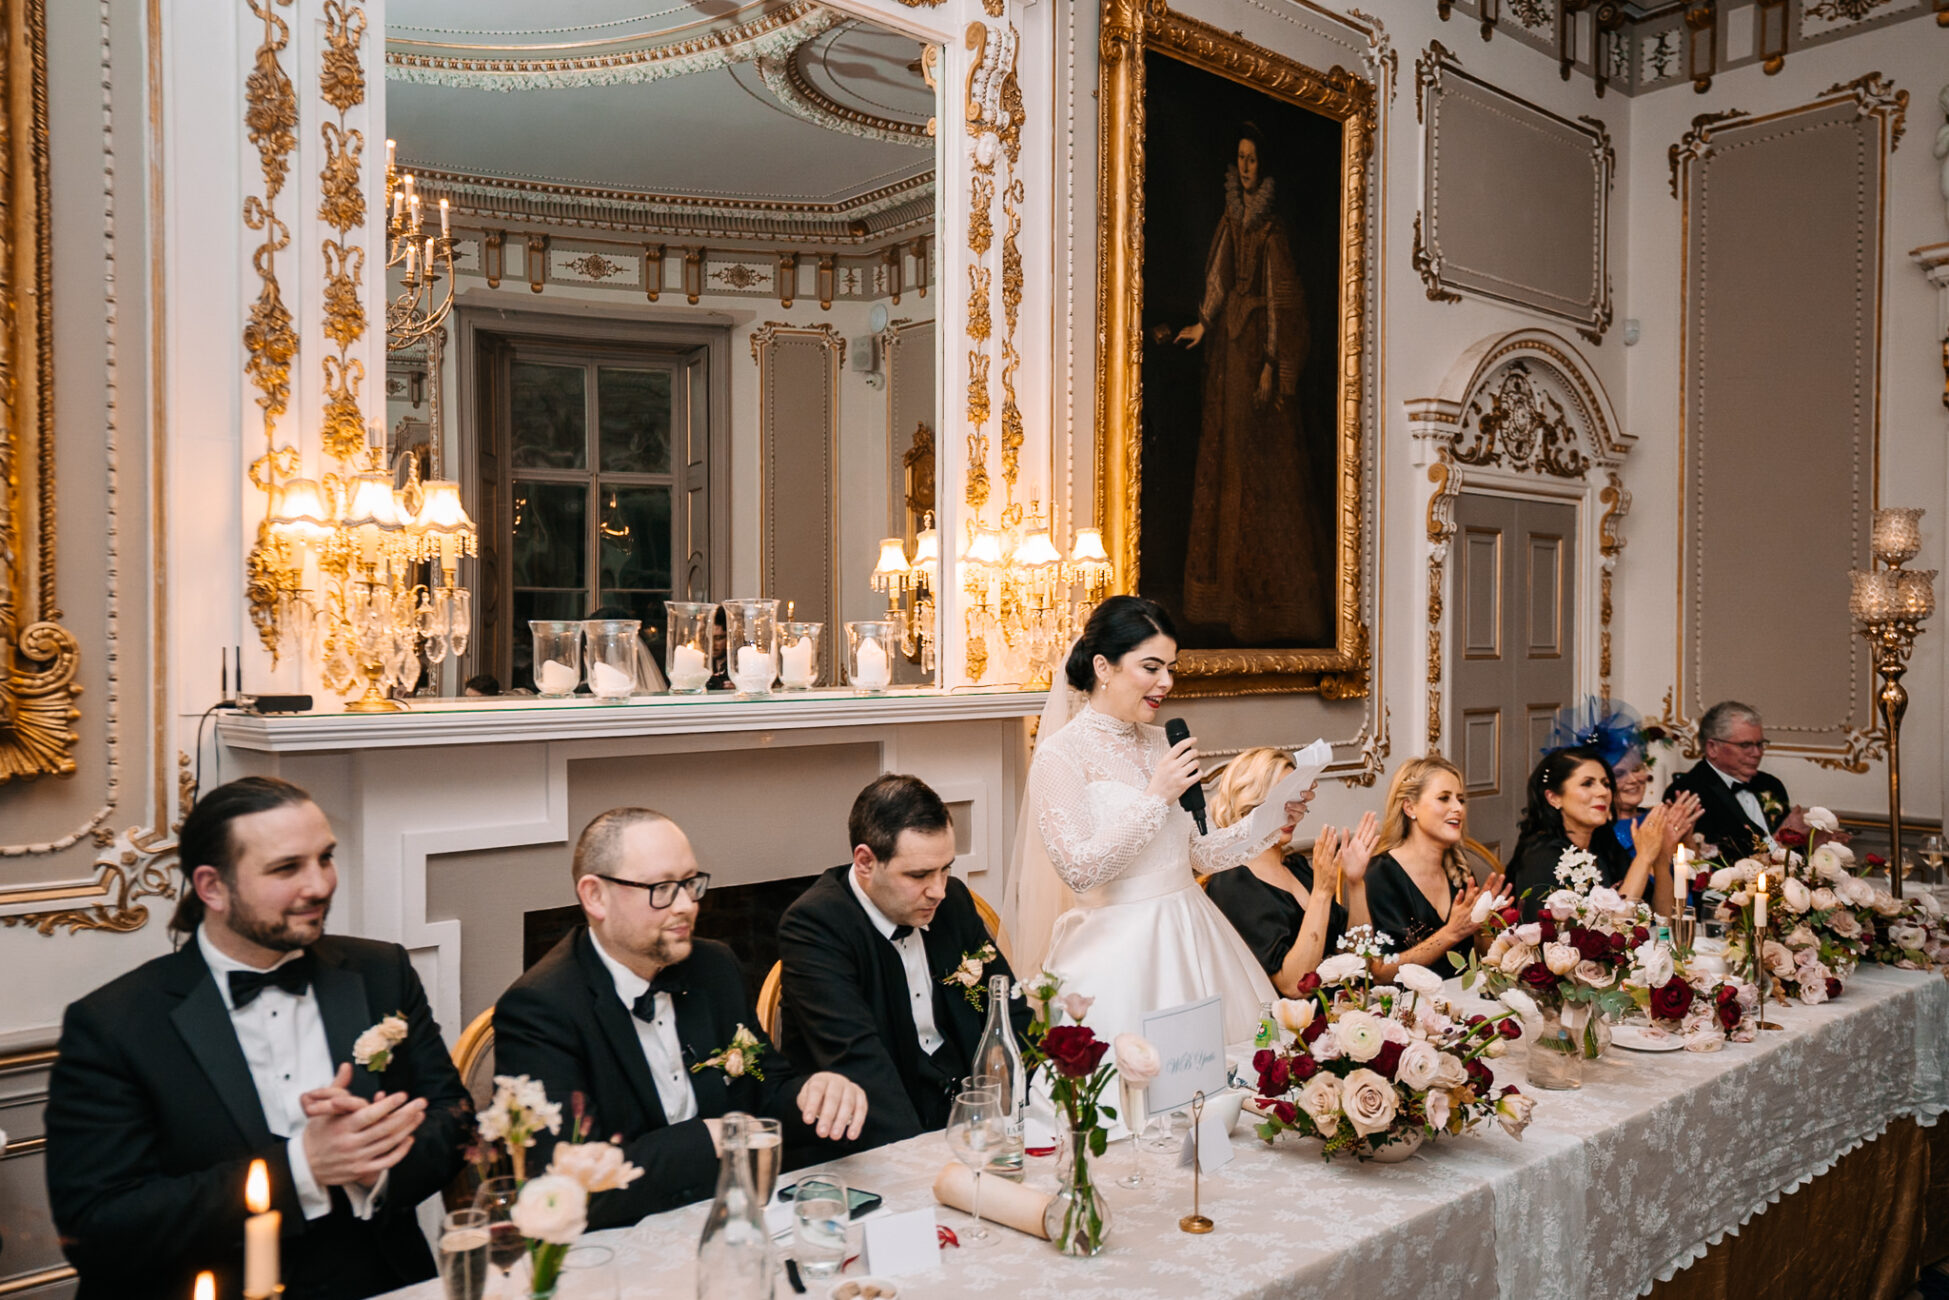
1849, 508, 1937, 902
1179, 1090, 1213, 1234
1747, 917, 1783, 1032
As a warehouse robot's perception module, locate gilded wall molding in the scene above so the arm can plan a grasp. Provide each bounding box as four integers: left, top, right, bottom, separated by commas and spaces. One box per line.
0, 0, 81, 784
1597, 470, 1629, 700
756, 52, 933, 148
318, 0, 367, 463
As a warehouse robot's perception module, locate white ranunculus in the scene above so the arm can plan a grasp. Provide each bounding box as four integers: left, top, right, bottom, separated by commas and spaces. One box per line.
1513, 923, 1544, 947
1811, 887, 1839, 912
1379, 1016, 1413, 1046
1333, 1010, 1389, 1063
1829, 910, 1863, 939
511, 1174, 587, 1245
1914, 891, 1942, 917
1811, 845, 1851, 883
1498, 943, 1539, 976
1708, 866, 1743, 892
1315, 954, 1368, 985
1311, 1029, 1344, 1062
1838, 877, 1876, 908
1587, 886, 1627, 916
1634, 942, 1674, 989
1498, 988, 1540, 1020
1782, 878, 1812, 914
1890, 923, 1929, 950
1544, 943, 1582, 976
1805, 807, 1839, 833
1395, 1041, 1444, 1091
1113, 1033, 1162, 1087
1470, 890, 1500, 924
1545, 890, 1582, 921
1424, 1087, 1452, 1132
1274, 998, 1316, 1035
548, 1140, 644, 1194
1872, 892, 1906, 918
1339, 1068, 1399, 1137
1297, 1074, 1342, 1135
1433, 1052, 1469, 1089
1395, 964, 1444, 996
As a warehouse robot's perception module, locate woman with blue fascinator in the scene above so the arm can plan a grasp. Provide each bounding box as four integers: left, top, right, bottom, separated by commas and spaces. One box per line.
1546, 699, 1650, 851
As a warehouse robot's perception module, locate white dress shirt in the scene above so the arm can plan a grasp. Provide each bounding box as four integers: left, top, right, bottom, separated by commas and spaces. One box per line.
848, 868, 945, 1056
1710, 762, 1771, 835
196, 928, 382, 1222
589, 932, 699, 1124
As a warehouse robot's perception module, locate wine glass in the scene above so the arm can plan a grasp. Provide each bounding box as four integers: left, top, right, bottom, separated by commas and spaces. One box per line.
945, 1084, 1002, 1250
472, 1176, 527, 1284
1920, 834, 1946, 885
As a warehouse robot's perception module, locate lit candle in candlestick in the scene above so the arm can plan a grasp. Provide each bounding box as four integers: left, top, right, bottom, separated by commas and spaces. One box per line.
195, 1272, 215, 1300
1754, 871, 1768, 933
440, 197, 450, 238
780, 637, 815, 687
425, 237, 436, 274
670, 642, 709, 691
1673, 845, 1692, 913
385, 138, 395, 171
391, 187, 403, 224
243, 1158, 279, 1299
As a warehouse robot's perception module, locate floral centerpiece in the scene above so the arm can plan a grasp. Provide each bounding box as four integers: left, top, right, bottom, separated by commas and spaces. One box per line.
1250, 929, 1533, 1161
1861, 885, 1949, 969
1624, 938, 1758, 1046
1014, 971, 1124, 1257
1709, 838, 1861, 1006
476, 1076, 643, 1297
1457, 847, 1651, 1060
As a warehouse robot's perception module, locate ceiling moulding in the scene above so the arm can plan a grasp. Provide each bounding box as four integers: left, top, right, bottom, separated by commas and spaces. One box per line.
384, 1, 844, 91
756, 53, 933, 148
413, 165, 935, 247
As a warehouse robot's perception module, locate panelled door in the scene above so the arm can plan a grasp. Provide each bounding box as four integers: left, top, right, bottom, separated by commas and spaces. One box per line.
1450, 493, 1578, 860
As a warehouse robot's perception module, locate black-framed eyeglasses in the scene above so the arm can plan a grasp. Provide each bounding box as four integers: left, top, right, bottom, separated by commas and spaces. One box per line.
1708, 738, 1768, 753
596, 873, 710, 909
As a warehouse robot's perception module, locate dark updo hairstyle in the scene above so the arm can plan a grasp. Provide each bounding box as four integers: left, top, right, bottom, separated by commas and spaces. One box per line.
169, 775, 315, 937
1064, 595, 1177, 693
1516, 745, 1615, 843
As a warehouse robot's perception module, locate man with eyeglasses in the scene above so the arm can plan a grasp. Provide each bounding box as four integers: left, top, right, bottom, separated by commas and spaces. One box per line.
494, 808, 868, 1226
1665, 700, 1798, 857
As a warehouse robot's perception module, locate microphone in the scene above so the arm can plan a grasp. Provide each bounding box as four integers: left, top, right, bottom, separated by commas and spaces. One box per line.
1163, 717, 1208, 835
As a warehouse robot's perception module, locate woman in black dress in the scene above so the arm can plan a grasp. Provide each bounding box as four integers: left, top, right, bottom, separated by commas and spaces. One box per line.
1204, 748, 1375, 996
1505, 746, 1702, 921
1363, 756, 1505, 980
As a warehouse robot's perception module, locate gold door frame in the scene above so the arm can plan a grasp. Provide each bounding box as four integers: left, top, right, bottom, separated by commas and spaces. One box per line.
0, 0, 80, 782
1095, 0, 1374, 698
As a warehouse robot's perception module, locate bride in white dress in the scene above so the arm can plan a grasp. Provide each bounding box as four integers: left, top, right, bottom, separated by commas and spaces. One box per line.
1005, 596, 1315, 1045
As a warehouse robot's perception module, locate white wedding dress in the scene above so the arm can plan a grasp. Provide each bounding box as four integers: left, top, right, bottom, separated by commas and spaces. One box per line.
1017, 702, 1280, 1046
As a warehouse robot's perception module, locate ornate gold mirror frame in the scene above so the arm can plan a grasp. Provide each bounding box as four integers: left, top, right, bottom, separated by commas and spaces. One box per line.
0, 0, 81, 782
1096, 0, 1374, 697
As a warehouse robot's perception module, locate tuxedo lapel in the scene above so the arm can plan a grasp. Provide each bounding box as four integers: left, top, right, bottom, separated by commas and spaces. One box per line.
312, 949, 379, 1100
575, 932, 671, 1127
922, 925, 978, 1055
670, 987, 730, 1117
169, 960, 276, 1149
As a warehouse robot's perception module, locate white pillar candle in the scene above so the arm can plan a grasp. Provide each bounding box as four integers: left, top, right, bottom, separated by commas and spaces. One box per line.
780, 638, 816, 687
589, 660, 633, 697
734, 644, 773, 692
536, 658, 578, 695
243, 1159, 279, 1299
1754, 873, 1768, 933
670, 643, 709, 690
854, 637, 890, 690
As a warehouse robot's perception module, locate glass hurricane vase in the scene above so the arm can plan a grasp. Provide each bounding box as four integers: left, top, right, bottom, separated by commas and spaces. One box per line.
1042, 1120, 1112, 1257
1526, 1005, 1585, 1090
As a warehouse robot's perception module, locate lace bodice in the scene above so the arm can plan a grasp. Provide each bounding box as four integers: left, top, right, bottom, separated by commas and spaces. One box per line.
1028, 705, 1282, 893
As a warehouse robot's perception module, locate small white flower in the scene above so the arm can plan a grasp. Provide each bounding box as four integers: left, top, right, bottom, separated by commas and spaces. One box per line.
1395, 964, 1444, 997
1395, 1041, 1444, 1091
1315, 954, 1368, 985
1498, 988, 1540, 1020
511, 1174, 587, 1245
1804, 807, 1839, 833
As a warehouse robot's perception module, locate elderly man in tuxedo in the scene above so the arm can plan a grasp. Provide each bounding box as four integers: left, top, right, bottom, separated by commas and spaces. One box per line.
494, 809, 867, 1227
1665, 700, 1797, 857
45, 777, 473, 1300
777, 775, 1032, 1151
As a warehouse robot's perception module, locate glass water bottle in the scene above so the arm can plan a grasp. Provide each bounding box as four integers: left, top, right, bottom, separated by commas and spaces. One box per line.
695, 1112, 774, 1299
971, 973, 1027, 1181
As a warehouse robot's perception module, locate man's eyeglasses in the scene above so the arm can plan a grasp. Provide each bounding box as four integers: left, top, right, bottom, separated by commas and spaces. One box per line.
597, 873, 711, 909
1708, 738, 1768, 754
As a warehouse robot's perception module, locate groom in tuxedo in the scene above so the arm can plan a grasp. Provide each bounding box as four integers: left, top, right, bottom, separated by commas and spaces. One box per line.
777, 775, 1031, 1151
493, 808, 867, 1227
44, 777, 473, 1300
1665, 700, 1795, 857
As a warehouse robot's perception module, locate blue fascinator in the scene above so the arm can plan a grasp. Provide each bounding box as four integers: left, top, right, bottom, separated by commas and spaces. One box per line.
1542, 697, 1643, 772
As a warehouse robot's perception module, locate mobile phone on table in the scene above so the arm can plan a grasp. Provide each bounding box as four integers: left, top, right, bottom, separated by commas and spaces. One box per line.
775, 1183, 884, 1220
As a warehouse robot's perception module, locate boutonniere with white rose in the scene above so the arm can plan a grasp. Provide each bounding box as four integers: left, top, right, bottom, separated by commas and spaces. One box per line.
941, 941, 1000, 1009
352, 1011, 410, 1073
691, 1023, 767, 1081
1759, 791, 1785, 824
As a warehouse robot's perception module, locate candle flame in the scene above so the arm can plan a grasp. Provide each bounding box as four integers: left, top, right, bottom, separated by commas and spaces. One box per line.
195, 1273, 215, 1300
246, 1158, 270, 1213
1756, 872, 1767, 894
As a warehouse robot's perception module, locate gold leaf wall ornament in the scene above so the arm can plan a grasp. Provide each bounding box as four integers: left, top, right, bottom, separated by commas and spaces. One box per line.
316, 121, 365, 232
320, 355, 368, 462
968, 173, 994, 254
318, 0, 366, 112
967, 266, 992, 341
320, 240, 365, 349
317, 0, 367, 468
965, 352, 991, 432
2, 753, 192, 934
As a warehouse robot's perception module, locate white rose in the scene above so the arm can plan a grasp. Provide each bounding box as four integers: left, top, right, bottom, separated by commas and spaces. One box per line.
1796, 971, 1831, 1005
1334, 1010, 1389, 1063
1395, 1041, 1444, 1091
1112, 1033, 1162, 1087
1498, 988, 1540, 1020
1395, 964, 1444, 996
1708, 866, 1743, 892
1433, 1052, 1469, 1089
511, 1174, 588, 1245
1634, 942, 1674, 989
1543, 943, 1581, 976
1545, 890, 1582, 921
1805, 807, 1839, 833
1587, 886, 1626, 916
352, 1017, 407, 1069
1425, 1088, 1452, 1132
1274, 998, 1316, 1035
1339, 1068, 1400, 1137
1496, 1091, 1535, 1139
547, 1140, 643, 1194
1811, 887, 1839, 912
1575, 960, 1617, 988
1782, 878, 1812, 914
1498, 943, 1539, 976
1311, 1029, 1344, 1062
1763, 940, 1797, 978
1513, 923, 1544, 947
1783, 924, 1816, 950
1829, 910, 1862, 939
1316, 954, 1368, 985
1297, 1074, 1342, 1135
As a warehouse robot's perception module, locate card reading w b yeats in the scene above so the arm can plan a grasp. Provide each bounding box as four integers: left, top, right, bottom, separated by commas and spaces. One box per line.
1138, 50, 1347, 654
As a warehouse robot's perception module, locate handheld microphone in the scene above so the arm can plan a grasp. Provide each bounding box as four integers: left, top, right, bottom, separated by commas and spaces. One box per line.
1163, 716, 1208, 835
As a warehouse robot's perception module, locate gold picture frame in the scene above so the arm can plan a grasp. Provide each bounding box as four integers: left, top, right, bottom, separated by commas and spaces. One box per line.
1096, 0, 1373, 697
0, 0, 80, 782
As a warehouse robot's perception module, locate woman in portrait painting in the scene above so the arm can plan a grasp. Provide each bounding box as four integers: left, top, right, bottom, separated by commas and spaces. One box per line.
1173, 123, 1330, 647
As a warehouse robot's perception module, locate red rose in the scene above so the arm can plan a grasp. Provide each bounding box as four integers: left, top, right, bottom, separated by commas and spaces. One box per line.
1716, 1001, 1741, 1031
1715, 985, 1738, 1005
1295, 972, 1322, 996
1464, 1059, 1495, 1092
1291, 1052, 1320, 1082
1041, 1024, 1109, 1078
1825, 977, 1843, 999
1649, 976, 1694, 1022
1500, 907, 1521, 927
1520, 961, 1559, 989
1272, 1100, 1299, 1126
1497, 1016, 1523, 1039
1301, 1015, 1327, 1044
1866, 853, 1887, 869
1537, 917, 1558, 942
1632, 926, 1650, 946
1371, 1040, 1404, 1079
1775, 829, 1806, 849
1259, 1054, 1292, 1096
1692, 871, 1713, 895
1572, 928, 1609, 961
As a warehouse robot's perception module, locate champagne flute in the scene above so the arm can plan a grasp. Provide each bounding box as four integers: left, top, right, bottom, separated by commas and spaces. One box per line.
945, 1085, 1002, 1250
1117, 1080, 1150, 1189
1921, 834, 1945, 885
438, 1208, 490, 1300
742, 1116, 782, 1205
473, 1176, 526, 1283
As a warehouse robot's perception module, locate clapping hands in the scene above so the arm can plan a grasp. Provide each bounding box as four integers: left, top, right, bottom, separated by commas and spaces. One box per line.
1311, 813, 1381, 897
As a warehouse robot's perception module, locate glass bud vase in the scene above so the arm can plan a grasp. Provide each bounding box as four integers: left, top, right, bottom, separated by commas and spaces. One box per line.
1525, 1006, 1584, 1091
1042, 1121, 1112, 1257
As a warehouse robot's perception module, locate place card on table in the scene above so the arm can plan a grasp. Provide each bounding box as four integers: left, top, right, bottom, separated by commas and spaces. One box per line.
1177, 1109, 1235, 1174
861, 1207, 940, 1277
1140, 995, 1228, 1114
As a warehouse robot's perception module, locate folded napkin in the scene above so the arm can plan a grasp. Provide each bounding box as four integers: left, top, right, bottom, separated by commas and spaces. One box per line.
931, 1163, 1053, 1240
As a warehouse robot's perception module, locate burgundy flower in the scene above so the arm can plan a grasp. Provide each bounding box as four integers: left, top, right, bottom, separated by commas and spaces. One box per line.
1500, 907, 1522, 928
1252, 1048, 1275, 1076
1866, 853, 1887, 869
1041, 1025, 1109, 1078
1716, 1001, 1742, 1031
1775, 829, 1807, 849
1825, 977, 1843, 999
1649, 976, 1694, 1022
1302, 1015, 1328, 1044
1371, 1040, 1404, 1079
1715, 985, 1738, 1005
1692, 871, 1713, 895
1259, 1054, 1292, 1096
1295, 972, 1322, 997
1520, 962, 1559, 989
1272, 1100, 1298, 1126
1291, 1052, 1320, 1083
1632, 926, 1650, 947
1537, 917, 1558, 942
1464, 1059, 1495, 1092
1497, 1016, 1523, 1040
1608, 932, 1628, 952
1572, 928, 1610, 962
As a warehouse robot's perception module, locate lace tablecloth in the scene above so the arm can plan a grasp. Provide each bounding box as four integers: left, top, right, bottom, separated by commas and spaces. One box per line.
395, 965, 1949, 1300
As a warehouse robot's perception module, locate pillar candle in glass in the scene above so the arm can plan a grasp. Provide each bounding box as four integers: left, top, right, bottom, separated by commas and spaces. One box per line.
778, 621, 822, 690
528, 621, 583, 697
664, 601, 718, 694
846, 620, 896, 694
722, 597, 780, 695
582, 619, 642, 700
243, 1158, 279, 1299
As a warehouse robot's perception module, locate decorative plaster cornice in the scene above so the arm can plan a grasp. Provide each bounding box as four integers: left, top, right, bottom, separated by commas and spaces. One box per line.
756, 52, 932, 148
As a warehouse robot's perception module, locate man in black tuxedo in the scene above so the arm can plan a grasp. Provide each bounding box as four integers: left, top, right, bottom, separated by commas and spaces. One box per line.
45, 777, 473, 1300
777, 775, 1031, 1152
494, 809, 867, 1227
1665, 700, 1795, 858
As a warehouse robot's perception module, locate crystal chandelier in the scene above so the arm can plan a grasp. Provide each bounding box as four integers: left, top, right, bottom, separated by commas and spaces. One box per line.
957, 500, 1117, 688
871, 512, 940, 675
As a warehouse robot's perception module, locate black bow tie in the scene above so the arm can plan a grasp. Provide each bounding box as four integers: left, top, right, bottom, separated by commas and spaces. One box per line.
1729, 781, 1753, 795
227, 954, 314, 1008
631, 968, 686, 1022
889, 924, 915, 942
